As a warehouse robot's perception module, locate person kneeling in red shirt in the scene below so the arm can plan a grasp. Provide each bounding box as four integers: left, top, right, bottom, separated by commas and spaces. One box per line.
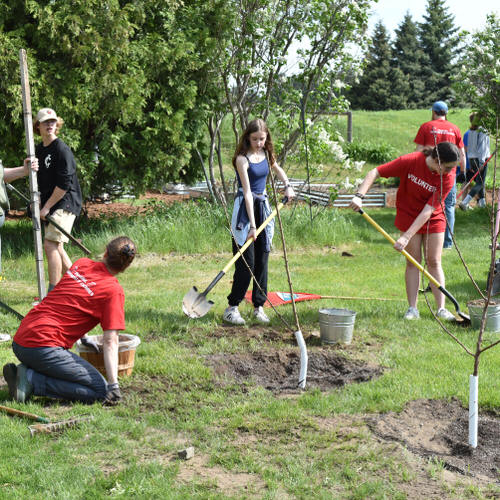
3, 236, 136, 405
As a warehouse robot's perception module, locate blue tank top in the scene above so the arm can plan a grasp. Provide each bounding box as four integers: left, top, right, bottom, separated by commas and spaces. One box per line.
236, 155, 269, 194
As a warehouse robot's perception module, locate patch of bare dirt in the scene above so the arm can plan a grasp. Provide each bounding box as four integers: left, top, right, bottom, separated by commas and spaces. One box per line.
367, 398, 500, 483
205, 348, 383, 393
6, 191, 192, 221
176, 453, 267, 498
83, 192, 192, 219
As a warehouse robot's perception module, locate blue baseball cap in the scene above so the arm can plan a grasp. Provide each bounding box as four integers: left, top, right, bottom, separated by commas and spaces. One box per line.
432, 101, 448, 113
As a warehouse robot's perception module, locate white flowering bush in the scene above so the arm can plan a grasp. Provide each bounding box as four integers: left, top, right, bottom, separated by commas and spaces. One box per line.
285, 117, 365, 201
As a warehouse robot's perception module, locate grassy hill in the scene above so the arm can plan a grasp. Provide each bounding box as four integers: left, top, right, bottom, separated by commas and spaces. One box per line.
335, 108, 471, 158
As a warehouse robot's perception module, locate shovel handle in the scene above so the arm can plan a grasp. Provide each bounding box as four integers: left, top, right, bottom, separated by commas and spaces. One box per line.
359, 209, 441, 288
6, 184, 91, 255
0, 298, 24, 320
221, 201, 285, 275
0, 404, 49, 423
457, 148, 497, 199
358, 209, 468, 321
45, 215, 91, 255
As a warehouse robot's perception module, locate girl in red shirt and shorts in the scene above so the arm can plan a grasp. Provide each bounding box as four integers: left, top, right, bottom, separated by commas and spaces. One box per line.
350, 142, 460, 321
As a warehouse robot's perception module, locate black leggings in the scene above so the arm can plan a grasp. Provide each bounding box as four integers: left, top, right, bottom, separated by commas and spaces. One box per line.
227, 235, 269, 308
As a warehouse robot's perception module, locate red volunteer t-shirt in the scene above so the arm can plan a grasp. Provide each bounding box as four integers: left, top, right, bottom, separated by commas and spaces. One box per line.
414, 120, 464, 148
14, 258, 125, 349
377, 152, 455, 234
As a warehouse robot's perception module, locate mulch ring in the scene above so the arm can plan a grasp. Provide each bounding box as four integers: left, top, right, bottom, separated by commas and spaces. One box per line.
204, 348, 383, 394
366, 398, 500, 483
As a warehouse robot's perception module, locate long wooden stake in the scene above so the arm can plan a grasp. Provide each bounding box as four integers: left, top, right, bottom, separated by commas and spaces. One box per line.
268, 173, 301, 332
268, 161, 308, 388
19, 49, 46, 300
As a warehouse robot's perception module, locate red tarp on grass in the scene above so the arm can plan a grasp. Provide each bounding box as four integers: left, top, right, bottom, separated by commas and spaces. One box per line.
244, 291, 323, 307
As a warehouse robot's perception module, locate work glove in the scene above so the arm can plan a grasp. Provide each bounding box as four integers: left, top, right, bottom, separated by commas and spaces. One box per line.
104, 383, 121, 406
81, 336, 100, 353
456, 172, 466, 184
349, 194, 363, 211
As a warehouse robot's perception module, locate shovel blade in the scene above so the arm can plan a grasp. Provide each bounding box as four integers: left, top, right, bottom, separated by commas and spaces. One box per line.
182, 286, 214, 319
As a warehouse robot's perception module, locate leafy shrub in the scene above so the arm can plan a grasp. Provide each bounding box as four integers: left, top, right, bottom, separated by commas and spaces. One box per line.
343, 140, 397, 164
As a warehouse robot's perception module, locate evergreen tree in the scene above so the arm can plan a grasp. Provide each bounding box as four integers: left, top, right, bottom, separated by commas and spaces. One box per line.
392, 12, 427, 108
348, 21, 409, 110
418, 0, 459, 104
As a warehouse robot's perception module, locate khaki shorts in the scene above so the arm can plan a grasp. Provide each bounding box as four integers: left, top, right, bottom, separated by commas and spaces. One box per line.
44, 209, 76, 244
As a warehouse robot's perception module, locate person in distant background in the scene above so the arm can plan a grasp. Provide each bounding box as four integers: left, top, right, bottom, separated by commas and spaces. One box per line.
414, 101, 466, 249
459, 112, 490, 210
0, 157, 39, 274
34, 107, 82, 292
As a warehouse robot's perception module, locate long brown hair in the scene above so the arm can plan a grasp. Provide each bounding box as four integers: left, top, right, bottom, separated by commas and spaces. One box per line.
232, 118, 276, 169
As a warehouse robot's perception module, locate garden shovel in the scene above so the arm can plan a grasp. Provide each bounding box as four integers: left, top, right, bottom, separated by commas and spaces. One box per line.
358, 209, 470, 324
182, 198, 287, 318
6, 183, 91, 255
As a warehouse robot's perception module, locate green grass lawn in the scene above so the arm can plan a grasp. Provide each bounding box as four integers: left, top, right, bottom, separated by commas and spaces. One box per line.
0, 199, 498, 498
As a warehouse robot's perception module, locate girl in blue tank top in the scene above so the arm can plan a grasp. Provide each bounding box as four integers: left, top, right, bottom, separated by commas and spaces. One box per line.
223, 119, 295, 326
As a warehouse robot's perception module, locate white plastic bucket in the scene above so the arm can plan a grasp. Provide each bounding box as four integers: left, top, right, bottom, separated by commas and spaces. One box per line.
319, 308, 356, 345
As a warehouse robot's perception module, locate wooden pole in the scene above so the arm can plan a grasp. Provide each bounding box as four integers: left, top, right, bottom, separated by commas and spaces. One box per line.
268, 168, 308, 388
19, 49, 46, 300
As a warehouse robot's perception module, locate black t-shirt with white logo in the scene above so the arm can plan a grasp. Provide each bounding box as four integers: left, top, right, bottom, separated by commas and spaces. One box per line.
35, 138, 82, 216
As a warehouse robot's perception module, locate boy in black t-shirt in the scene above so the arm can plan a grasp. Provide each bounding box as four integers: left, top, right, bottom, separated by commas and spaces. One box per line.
34, 108, 82, 292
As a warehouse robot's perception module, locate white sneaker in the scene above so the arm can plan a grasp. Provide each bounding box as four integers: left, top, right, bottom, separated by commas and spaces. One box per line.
253, 306, 270, 324
459, 201, 469, 211
222, 306, 245, 325
477, 198, 486, 208
436, 308, 456, 321
403, 307, 420, 320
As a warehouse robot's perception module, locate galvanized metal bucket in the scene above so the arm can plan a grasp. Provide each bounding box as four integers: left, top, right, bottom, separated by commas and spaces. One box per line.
319, 308, 356, 345
467, 300, 500, 332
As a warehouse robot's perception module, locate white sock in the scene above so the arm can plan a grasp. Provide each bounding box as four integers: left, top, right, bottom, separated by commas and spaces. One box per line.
462, 194, 472, 205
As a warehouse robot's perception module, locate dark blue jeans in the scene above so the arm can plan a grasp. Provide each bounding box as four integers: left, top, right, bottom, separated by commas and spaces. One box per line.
12, 342, 107, 403
443, 182, 456, 248
0, 210, 5, 274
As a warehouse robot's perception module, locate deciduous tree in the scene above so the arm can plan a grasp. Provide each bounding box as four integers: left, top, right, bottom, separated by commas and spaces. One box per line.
203, 0, 371, 199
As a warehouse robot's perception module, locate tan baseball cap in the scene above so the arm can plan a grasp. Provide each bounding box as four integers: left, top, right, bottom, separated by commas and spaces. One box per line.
35, 107, 58, 123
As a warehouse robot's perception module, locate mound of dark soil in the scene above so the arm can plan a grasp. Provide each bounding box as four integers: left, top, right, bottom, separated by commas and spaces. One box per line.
367, 398, 500, 482
205, 349, 383, 393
